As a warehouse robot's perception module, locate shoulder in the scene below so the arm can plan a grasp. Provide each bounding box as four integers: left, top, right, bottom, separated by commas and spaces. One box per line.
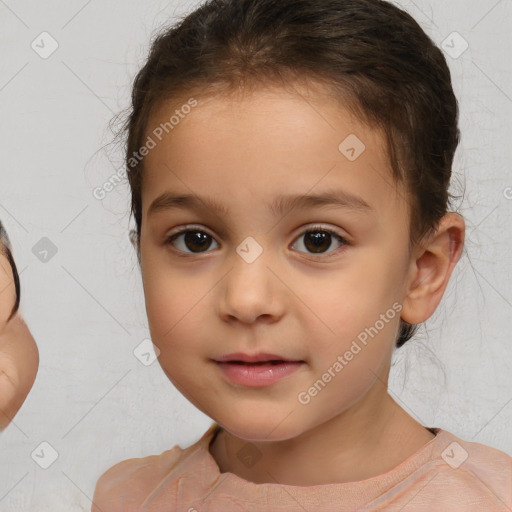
91, 446, 182, 512
91, 423, 220, 512
426, 429, 512, 509
438, 429, 512, 477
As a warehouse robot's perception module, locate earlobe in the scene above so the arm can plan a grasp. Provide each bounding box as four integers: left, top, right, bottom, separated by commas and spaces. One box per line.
401, 213, 465, 325
129, 229, 139, 249
129, 229, 141, 266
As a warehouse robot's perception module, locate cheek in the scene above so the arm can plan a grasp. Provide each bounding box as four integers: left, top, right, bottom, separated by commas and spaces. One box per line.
305, 257, 398, 328
141, 246, 184, 330
143, 278, 198, 384
300, 250, 402, 367
141, 261, 212, 365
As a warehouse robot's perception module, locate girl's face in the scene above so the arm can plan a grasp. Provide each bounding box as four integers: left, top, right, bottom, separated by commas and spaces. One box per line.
138, 84, 415, 441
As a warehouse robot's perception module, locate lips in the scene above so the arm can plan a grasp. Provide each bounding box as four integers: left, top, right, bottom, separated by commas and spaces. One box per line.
213, 352, 302, 363
211, 352, 305, 387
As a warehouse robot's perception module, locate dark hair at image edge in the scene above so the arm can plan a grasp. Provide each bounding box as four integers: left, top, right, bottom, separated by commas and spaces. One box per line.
0, 222, 21, 321
114, 0, 463, 348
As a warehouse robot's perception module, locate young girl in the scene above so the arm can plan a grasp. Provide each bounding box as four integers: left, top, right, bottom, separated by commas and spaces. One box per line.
0, 222, 39, 429
92, 0, 512, 510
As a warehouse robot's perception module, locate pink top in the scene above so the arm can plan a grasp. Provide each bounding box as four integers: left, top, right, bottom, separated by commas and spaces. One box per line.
92, 422, 512, 511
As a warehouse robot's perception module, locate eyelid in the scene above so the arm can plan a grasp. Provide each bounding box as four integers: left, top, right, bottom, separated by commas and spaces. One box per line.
165, 223, 215, 239
296, 223, 350, 242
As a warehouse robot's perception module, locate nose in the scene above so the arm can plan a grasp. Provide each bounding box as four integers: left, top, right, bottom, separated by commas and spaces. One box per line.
217, 244, 285, 324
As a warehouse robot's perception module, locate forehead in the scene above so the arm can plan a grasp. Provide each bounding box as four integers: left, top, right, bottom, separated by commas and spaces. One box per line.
141, 85, 408, 221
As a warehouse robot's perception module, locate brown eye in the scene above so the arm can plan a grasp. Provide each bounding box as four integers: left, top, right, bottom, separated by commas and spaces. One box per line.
165, 227, 219, 254
291, 226, 348, 257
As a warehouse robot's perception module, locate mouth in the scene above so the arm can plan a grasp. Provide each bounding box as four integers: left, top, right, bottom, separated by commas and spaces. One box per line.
227, 360, 292, 365
211, 355, 305, 387
212, 352, 304, 364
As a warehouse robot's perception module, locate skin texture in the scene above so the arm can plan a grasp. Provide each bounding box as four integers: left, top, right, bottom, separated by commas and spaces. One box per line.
136, 82, 465, 486
0, 251, 39, 430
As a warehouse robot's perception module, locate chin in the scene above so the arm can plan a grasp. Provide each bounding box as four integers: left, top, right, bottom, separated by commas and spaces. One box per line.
217, 415, 307, 443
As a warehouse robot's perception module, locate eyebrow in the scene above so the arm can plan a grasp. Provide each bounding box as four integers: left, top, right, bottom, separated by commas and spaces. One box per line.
147, 189, 374, 218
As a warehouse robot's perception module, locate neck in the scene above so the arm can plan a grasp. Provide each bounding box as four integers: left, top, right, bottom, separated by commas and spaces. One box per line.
209, 387, 435, 486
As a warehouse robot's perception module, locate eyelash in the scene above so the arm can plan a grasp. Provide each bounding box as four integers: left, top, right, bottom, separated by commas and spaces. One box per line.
164, 224, 349, 259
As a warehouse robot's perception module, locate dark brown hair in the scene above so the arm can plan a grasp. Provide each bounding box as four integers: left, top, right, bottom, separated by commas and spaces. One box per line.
0, 222, 21, 322
120, 0, 461, 348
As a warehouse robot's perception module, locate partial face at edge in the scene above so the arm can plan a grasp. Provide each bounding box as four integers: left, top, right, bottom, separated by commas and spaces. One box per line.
137, 84, 414, 441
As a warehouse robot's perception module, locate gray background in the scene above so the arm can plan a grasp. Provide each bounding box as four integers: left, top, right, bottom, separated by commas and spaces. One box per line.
0, 0, 511, 510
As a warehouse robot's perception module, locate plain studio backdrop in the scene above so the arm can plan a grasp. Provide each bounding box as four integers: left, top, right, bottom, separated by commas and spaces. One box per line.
0, 0, 511, 510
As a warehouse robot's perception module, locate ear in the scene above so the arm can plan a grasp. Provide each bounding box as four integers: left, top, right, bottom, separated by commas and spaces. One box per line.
129, 229, 141, 265
401, 213, 465, 325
